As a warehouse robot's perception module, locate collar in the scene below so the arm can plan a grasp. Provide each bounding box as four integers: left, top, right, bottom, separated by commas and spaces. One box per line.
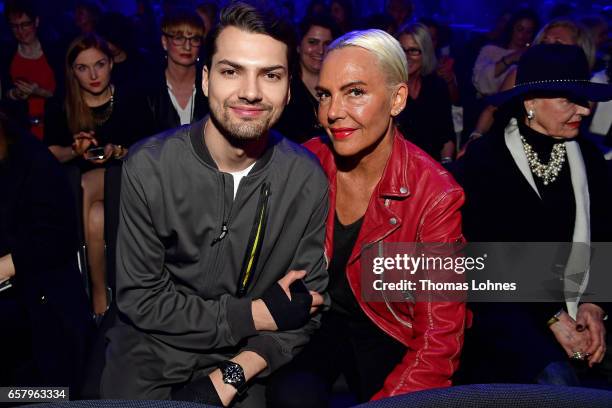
504, 117, 591, 317
189, 116, 276, 172
375, 127, 412, 199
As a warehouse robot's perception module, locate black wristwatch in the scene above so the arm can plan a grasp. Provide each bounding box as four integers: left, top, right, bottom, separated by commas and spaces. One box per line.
217, 360, 247, 395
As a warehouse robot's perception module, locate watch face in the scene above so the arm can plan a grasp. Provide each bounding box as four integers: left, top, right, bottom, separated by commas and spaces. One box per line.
223, 364, 244, 385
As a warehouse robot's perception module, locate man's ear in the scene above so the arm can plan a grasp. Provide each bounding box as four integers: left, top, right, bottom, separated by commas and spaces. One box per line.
202, 65, 209, 97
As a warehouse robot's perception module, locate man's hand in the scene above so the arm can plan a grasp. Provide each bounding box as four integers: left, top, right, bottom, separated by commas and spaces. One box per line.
549, 310, 592, 362
576, 303, 607, 367
209, 351, 267, 407
251, 270, 324, 331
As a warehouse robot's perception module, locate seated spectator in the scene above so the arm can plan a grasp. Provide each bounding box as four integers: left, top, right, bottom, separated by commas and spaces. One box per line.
469, 19, 596, 145
195, 1, 218, 40
274, 13, 339, 144
268, 28, 466, 407
97, 12, 156, 94
142, 9, 208, 134
472, 8, 539, 98
44, 34, 145, 316
0, 108, 93, 394
396, 23, 456, 163
330, 0, 355, 34
2, 0, 62, 140
457, 44, 612, 385
579, 14, 609, 72
590, 64, 612, 151
305, 0, 328, 18
420, 17, 460, 104
386, 0, 413, 35
74, 0, 101, 35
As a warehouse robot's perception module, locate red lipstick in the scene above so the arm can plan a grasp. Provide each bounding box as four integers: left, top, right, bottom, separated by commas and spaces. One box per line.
90, 81, 101, 87
330, 127, 357, 140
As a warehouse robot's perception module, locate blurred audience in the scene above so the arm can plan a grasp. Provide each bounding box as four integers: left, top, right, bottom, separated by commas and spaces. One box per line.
45, 34, 145, 316
472, 8, 540, 98
142, 9, 208, 135
2, 0, 62, 140
396, 23, 456, 162
0, 108, 94, 395
275, 13, 338, 144
330, 0, 354, 34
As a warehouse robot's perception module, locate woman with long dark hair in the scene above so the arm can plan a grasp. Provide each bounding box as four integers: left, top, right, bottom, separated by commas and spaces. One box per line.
45, 34, 144, 316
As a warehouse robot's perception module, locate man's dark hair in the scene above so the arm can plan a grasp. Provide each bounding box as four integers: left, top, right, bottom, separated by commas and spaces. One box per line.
204, 1, 297, 75
4, 0, 39, 22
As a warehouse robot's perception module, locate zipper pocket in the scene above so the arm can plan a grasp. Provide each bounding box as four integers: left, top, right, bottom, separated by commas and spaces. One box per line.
236, 182, 271, 297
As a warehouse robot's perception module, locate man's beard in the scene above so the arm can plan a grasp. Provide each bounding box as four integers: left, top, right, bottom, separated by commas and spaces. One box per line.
210, 100, 275, 141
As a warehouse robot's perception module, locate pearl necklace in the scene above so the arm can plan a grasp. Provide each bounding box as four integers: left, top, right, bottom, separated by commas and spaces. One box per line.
520, 135, 566, 185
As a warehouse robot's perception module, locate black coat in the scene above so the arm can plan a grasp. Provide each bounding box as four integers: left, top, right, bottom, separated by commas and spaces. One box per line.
0, 133, 94, 391
454, 128, 612, 384
142, 66, 209, 135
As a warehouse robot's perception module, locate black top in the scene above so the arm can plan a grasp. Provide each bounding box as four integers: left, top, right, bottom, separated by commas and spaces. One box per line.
396, 74, 455, 160
517, 122, 575, 241
44, 85, 148, 171
454, 124, 612, 383
329, 215, 367, 319
0, 132, 93, 390
274, 76, 322, 144
142, 66, 209, 136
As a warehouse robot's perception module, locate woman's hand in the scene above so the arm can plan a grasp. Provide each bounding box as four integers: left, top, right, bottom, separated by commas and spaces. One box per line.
90, 143, 116, 164
549, 310, 592, 362
14, 79, 39, 98
576, 303, 607, 367
72, 131, 97, 157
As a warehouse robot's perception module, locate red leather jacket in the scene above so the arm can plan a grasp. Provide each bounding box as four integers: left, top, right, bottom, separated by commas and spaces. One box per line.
305, 129, 468, 399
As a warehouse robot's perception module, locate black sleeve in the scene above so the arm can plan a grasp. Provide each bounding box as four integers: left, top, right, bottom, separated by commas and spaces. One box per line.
44, 98, 73, 147
10, 135, 80, 280
429, 75, 456, 146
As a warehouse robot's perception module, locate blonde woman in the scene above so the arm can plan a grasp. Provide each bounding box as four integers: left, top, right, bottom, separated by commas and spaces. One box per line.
267, 29, 466, 407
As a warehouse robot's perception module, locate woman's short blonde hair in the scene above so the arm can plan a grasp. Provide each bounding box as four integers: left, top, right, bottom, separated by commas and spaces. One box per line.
534, 19, 596, 69
161, 9, 204, 36
326, 28, 408, 86
395, 23, 437, 76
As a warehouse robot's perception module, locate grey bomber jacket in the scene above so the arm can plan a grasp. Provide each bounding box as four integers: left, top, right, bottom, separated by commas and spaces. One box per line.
114, 119, 329, 375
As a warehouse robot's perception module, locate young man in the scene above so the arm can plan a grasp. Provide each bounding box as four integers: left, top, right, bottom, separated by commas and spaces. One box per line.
100, 2, 329, 406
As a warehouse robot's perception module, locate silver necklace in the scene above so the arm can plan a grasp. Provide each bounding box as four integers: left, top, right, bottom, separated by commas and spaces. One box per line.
520, 135, 566, 185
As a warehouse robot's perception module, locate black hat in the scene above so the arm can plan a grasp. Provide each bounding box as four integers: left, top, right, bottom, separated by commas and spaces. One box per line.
487, 44, 612, 106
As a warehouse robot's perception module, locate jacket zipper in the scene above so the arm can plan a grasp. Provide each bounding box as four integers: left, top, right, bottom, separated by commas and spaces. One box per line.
211, 175, 233, 246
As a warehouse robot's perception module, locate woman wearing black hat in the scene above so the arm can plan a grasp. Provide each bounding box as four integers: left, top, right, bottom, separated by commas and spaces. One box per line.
457, 44, 612, 385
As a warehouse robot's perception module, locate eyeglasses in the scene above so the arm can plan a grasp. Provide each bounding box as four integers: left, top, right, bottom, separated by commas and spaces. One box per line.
163, 32, 203, 47
10, 20, 34, 31
403, 47, 422, 56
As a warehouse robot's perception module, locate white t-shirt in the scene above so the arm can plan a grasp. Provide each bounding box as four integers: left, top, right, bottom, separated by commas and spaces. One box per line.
472, 44, 516, 97
229, 162, 256, 199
